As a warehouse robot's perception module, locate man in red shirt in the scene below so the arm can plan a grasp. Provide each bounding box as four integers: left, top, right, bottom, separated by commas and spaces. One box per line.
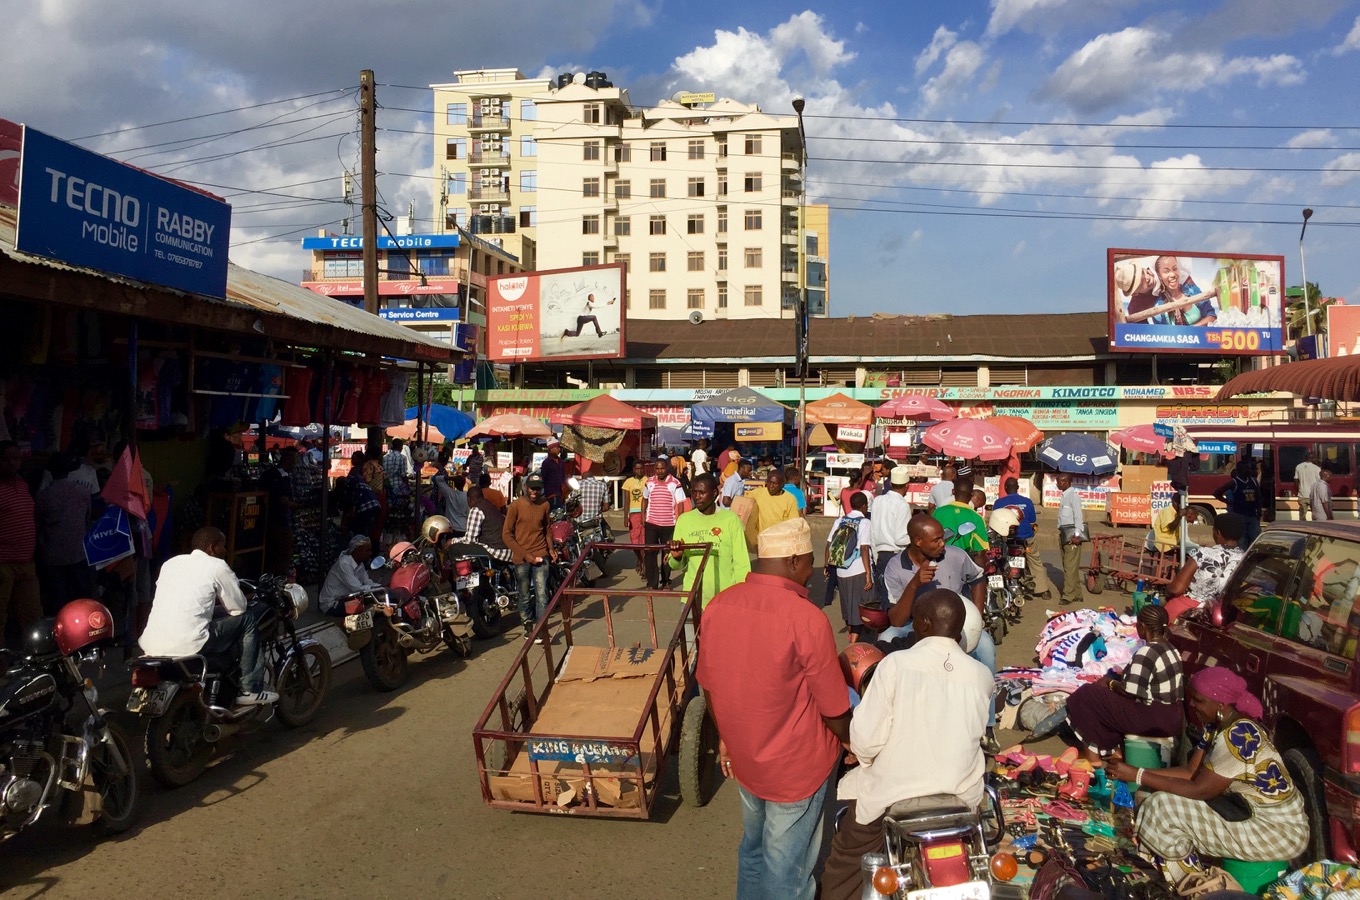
697, 517, 851, 900
0, 441, 42, 648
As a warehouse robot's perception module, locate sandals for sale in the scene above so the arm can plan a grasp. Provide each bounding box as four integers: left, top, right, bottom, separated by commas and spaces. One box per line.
1042, 799, 1089, 823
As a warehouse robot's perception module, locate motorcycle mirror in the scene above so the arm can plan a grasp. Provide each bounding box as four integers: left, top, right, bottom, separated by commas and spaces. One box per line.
369, 556, 387, 570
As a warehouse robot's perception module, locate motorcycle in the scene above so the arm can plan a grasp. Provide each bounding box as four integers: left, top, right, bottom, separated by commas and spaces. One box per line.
128, 575, 332, 788
445, 541, 513, 640
341, 540, 474, 692
982, 532, 1028, 645
549, 503, 604, 591
1, 599, 139, 841
862, 786, 1004, 898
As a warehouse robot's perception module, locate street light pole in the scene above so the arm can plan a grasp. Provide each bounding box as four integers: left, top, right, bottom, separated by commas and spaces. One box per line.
792, 96, 808, 482
1299, 207, 1314, 338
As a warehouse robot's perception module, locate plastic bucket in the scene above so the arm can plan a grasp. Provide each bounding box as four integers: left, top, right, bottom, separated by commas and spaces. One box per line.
1221, 858, 1288, 893
1123, 738, 1166, 770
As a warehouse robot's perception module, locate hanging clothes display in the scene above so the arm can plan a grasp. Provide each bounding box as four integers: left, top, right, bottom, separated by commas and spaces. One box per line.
251, 364, 283, 423
337, 365, 363, 425
280, 366, 316, 427
380, 370, 409, 426
356, 368, 387, 425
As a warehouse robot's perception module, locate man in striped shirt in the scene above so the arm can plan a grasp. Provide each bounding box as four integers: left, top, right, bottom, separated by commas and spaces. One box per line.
642, 459, 683, 590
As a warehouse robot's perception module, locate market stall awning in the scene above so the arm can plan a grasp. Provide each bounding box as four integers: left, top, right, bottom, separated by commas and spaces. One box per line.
550, 395, 657, 430
690, 387, 790, 427
1217, 356, 1360, 401
0, 205, 454, 363
805, 392, 874, 426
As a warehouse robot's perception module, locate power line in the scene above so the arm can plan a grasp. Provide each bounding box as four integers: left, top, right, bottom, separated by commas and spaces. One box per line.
72, 87, 356, 140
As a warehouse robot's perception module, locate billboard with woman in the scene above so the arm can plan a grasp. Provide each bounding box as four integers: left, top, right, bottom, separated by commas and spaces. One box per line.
1108, 249, 1284, 355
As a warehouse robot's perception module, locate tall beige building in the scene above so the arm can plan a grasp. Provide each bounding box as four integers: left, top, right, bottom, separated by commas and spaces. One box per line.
432, 70, 822, 321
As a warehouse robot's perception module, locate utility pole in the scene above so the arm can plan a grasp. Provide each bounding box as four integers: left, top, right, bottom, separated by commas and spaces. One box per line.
360, 69, 379, 316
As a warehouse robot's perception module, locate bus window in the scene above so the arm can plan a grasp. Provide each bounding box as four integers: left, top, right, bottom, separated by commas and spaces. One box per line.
1277, 444, 1310, 485
1189, 453, 1235, 476
1319, 442, 1351, 476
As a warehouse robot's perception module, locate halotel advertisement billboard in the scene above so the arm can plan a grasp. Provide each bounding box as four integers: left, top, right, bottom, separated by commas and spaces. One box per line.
1108, 249, 1285, 355
485, 262, 625, 363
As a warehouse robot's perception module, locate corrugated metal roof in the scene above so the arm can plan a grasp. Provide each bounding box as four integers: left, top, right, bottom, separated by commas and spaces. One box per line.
0, 205, 454, 362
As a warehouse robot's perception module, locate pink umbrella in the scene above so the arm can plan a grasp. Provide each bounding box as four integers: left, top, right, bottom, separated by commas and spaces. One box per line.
922, 419, 1014, 461
465, 413, 552, 439
876, 394, 957, 420
1110, 424, 1168, 455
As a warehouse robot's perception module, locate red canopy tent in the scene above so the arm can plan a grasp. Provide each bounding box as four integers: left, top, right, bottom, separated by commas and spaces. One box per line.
1217, 356, 1360, 401
550, 395, 656, 475
549, 395, 657, 429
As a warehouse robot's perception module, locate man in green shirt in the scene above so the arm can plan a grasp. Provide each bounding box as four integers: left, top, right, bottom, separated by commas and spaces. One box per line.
668, 473, 751, 607
932, 477, 989, 562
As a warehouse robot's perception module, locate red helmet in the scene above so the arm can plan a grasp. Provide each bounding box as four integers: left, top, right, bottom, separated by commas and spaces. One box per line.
859, 601, 891, 632
53, 599, 116, 656
840, 643, 884, 694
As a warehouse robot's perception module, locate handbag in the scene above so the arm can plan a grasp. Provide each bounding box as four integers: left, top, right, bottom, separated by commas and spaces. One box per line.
1176, 867, 1242, 898
1059, 523, 1089, 544
1031, 855, 1089, 900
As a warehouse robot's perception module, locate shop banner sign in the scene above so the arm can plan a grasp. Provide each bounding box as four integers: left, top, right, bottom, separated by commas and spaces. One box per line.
826, 453, 866, 469
1041, 474, 1121, 511
1196, 441, 1237, 454
836, 424, 867, 443
378, 306, 460, 322
17, 126, 231, 298
735, 423, 781, 441
1153, 422, 1175, 438
84, 505, 135, 569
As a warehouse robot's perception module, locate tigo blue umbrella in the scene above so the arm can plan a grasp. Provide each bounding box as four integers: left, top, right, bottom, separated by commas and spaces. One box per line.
1038, 433, 1117, 475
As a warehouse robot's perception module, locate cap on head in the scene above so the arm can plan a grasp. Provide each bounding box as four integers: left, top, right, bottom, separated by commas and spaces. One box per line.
890, 466, 910, 486
526, 475, 545, 490
348, 535, 372, 553
757, 518, 813, 558
1114, 260, 1138, 294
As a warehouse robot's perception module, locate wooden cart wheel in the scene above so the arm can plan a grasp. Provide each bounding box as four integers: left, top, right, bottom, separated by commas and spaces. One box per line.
1085, 570, 1103, 594
679, 694, 719, 807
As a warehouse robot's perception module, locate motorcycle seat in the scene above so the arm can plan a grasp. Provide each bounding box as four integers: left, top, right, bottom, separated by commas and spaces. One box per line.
884, 794, 972, 820
445, 542, 491, 559
133, 651, 238, 679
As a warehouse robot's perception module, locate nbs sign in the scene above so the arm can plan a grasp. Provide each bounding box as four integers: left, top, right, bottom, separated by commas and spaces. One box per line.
15, 126, 231, 298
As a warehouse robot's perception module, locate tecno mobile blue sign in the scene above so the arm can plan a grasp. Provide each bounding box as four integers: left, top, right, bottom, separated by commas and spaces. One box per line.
15, 126, 231, 298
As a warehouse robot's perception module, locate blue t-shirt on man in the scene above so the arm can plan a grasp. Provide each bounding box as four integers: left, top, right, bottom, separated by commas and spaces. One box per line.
993, 493, 1037, 540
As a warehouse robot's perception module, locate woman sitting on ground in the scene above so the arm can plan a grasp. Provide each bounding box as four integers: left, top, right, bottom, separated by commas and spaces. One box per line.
1164, 512, 1246, 623
1105, 667, 1308, 882
1063, 605, 1184, 764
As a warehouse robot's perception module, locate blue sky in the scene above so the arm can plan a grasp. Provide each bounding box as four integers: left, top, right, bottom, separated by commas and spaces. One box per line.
4, 0, 1360, 317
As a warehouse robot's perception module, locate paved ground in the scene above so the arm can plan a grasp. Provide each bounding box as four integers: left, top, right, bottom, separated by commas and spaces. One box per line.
0, 504, 1195, 898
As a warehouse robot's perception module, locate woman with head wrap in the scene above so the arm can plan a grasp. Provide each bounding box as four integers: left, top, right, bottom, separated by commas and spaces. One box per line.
1106, 666, 1309, 881
1061, 605, 1185, 764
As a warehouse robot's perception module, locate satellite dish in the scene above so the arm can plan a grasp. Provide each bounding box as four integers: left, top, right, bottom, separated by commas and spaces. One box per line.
572, 72, 586, 85
688, 310, 704, 324
671, 91, 687, 102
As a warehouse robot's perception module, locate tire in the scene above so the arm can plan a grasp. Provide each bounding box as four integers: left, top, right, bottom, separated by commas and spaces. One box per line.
145, 690, 212, 788
990, 612, 1008, 646
275, 644, 332, 728
359, 620, 410, 692
679, 694, 719, 807
470, 584, 501, 639
1086, 570, 1104, 594
1283, 747, 1330, 865
90, 721, 140, 835
445, 626, 473, 658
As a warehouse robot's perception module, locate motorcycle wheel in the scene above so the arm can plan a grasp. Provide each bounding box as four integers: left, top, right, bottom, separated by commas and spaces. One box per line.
145, 690, 212, 788
445, 626, 473, 658
678, 693, 719, 807
989, 613, 1008, 645
275, 644, 333, 728
90, 721, 140, 835
470, 584, 501, 639
359, 620, 410, 692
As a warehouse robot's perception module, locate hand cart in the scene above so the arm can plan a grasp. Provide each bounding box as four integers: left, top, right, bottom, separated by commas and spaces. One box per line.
1084, 533, 1177, 595
472, 543, 716, 818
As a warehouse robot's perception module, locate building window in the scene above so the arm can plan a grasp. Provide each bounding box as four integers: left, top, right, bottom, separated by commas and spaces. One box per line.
520, 135, 536, 157
745, 285, 763, 306
744, 209, 762, 230
615, 216, 631, 236
649, 179, 665, 199
717, 286, 728, 308
615, 180, 631, 200
688, 139, 705, 160
520, 170, 537, 192
445, 138, 466, 159
744, 172, 762, 192
324, 251, 363, 278
520, 99, 536, 121
519, 206, 537, 227
717, 249, 727, 270
583, 215, 600, 235
583, 177, 600, 198
447, 172, 466, 195
649, 215, 666, 235
583, 140, 601, 161
687, 177, 705, 198
650, 142, 667, 162
806, 234, 819, 256
687, 288, 705, 309
649, 252, 666, 272
717, 176, 727, 196
745, 134, 762, 155
687, 251, 704, 272
687, 214, 704, 234
717, 210, 728, 233
718, 141, 728, 157
615, 253, 630, 273
615, 143, 631, 163
416, 249, 451, 276
583, 252, 600, 266
745, 247, 763, 268
649, 289, 666, 310
584, 103, 602, 124
446, 103, 467, 125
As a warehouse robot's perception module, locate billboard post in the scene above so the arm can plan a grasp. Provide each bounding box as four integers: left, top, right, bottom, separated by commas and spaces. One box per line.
485, 262, 626, 366
1107, 249, 1285, 355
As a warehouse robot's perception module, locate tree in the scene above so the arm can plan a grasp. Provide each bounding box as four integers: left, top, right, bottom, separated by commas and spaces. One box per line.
1285, 281, 1333, 340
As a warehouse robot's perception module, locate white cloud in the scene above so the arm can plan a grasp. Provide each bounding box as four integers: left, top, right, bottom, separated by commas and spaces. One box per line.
987, 0, 1077, 37
915, 27, 958, 76
920, 41, 987, 109
1040, 27, 1305, 113
1335, 15, 1360, 54
1011, 240, 1027, 257
1322, 152, 1360, 187
1286, 129, 1337, 149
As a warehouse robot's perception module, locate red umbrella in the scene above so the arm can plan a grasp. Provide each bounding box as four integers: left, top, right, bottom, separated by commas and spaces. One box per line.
922, 419, 1014, 461
987, 415, 1044, 452
1110, 424, 1168, 455
466, 413, 552, 439
876, 394, 956, 420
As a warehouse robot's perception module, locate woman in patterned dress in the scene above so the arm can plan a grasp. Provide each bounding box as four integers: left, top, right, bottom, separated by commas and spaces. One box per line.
1106, 667, 1309, 881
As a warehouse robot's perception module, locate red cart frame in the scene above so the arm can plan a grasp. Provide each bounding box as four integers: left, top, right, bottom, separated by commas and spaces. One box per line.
472, 543, 715, 818
1084, 533, 1177, 595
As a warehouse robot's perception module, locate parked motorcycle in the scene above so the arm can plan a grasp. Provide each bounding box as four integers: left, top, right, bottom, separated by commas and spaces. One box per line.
127, 575, 331, 787
549, 505, 603, 591
445, 541, 513, 639
1, 599, 139, 840
983, 532, 1028, 646
862, 785, 1004, 898
342, 539, 474, 692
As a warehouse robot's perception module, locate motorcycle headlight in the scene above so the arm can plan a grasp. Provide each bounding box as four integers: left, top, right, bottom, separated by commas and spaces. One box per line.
423, 548, 437, 565
285, 583, 310, 619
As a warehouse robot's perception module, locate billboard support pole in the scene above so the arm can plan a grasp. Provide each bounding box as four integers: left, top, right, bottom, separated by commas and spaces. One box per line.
793, 97, 809, 480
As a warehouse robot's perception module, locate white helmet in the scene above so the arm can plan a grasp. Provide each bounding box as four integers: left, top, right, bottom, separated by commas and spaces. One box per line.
961, 598, 983, 653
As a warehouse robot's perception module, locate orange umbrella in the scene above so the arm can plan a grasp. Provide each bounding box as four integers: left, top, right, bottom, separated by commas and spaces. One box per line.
987, 416, 1044, 451
466, 413, 552, 439
387, 419, 447, 443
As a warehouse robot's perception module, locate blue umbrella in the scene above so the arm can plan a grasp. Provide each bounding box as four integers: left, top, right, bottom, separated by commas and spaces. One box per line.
1038, 433, 1117, 475
405, 404, 475, 442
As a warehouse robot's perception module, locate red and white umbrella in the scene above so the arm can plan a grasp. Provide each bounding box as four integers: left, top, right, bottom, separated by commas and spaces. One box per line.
465, 413, 552, 439
876, 394, 956, 421
987, 415, 1045, 452
922, 419, 1014, 461
1109, 424, 1168, 455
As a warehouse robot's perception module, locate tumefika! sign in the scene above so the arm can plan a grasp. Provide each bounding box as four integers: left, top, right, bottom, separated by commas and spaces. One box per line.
15, 126, 231, 299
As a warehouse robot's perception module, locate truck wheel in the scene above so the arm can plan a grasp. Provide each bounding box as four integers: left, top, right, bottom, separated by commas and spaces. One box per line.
679, 694, 719, 807
1283, 747, 1330, 865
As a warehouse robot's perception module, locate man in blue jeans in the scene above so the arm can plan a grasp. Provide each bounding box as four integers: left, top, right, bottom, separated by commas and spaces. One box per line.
503, 475, 556, 640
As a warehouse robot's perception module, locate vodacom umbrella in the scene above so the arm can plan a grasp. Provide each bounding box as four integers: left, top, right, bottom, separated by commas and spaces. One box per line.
921, 419, 1014, 461
987, 415, 1044, 452
1109, 424, 1168, 455
876, 394, 956, 421
465, 414, 552, 439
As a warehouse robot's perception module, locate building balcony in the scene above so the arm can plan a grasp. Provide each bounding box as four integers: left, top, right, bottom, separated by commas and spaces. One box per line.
468, 150, 511, 167
468, 187, 509, 203
781, 231, 798, 245
781, 189, 799, 205
781, 268, 799, 283
781, 151, 801, 170
468, 115, 511, 133
602, 232, 619, 247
